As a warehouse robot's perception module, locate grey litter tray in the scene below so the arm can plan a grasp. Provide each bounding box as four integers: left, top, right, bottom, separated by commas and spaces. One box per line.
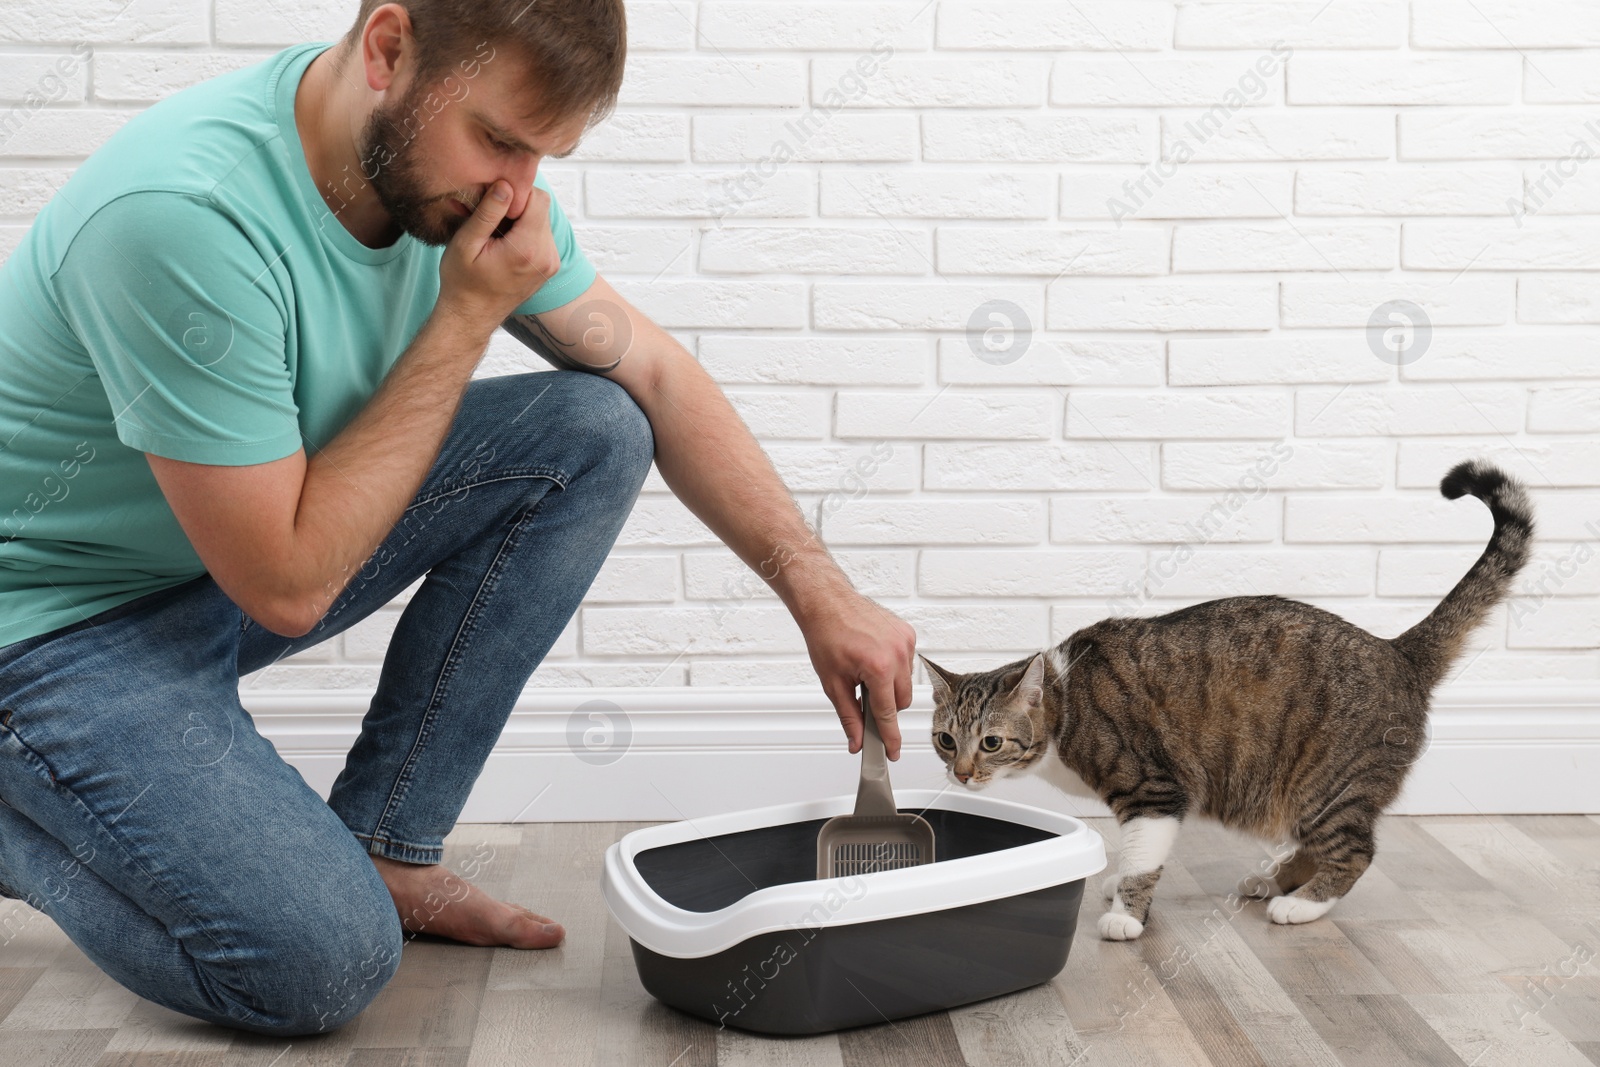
602, 789, 1106, 1036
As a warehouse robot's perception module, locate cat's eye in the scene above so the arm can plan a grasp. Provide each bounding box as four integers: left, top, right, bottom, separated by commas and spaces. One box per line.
980, 735, 1003, 752
935, 732, 955, 750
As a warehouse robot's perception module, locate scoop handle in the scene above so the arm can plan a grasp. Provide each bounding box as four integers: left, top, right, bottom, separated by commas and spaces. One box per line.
853, 682, 898, 817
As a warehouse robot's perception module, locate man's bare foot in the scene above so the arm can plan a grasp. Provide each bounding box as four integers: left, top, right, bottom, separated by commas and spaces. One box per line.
369, 854, 565, 949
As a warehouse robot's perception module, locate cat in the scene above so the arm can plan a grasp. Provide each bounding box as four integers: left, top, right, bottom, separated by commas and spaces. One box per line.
918, 459, 1534, 941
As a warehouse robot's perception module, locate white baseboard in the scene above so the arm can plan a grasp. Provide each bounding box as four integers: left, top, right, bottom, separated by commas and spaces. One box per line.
238, 684, 1600, 822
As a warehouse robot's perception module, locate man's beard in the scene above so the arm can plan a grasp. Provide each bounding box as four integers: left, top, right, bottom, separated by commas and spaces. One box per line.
354, 82, 471, 248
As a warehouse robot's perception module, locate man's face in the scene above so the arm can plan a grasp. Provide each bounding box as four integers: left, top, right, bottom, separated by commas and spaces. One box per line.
354, 52, 586, 247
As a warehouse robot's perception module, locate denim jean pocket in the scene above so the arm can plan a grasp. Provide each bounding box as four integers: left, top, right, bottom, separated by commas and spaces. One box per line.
0, 707, 60, 785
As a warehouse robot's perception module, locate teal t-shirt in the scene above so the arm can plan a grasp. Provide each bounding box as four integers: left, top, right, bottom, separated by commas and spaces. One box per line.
0, 40, 597, 651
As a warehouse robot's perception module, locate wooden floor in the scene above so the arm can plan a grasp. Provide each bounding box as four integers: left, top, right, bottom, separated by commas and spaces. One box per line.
1, 814, 1598, 1066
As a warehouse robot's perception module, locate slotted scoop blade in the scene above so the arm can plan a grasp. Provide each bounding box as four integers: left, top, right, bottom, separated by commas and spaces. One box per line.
816, 682, 935, 879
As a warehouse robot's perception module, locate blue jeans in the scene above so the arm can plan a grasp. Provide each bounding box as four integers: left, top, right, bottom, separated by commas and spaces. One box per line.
0, 371, 654, 1036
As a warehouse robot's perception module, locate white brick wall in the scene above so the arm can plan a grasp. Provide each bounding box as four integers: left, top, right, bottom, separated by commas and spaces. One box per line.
1, 0, 1596, 690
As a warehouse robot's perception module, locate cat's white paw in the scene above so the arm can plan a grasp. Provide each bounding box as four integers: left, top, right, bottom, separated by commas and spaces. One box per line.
1098, 910, 1145, 941
1237, 873, 1278, 900
1266, 894, 1338, 925
1102, 874, 1120, 902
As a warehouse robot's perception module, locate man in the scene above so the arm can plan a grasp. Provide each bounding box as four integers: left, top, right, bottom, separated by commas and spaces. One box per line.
0, 0, 916, 1037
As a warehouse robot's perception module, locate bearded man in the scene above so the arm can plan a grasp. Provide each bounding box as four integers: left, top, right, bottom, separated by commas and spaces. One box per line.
0, 0, 916, 1036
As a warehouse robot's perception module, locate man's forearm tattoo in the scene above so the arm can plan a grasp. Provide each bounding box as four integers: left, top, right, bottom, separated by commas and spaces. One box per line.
501, 312, 625, 375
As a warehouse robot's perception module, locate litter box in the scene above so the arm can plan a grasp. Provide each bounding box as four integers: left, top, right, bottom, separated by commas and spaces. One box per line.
602, 788, 1107, 1035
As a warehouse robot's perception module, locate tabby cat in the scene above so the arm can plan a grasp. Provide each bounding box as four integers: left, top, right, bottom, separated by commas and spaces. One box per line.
919, 460, 1534, 941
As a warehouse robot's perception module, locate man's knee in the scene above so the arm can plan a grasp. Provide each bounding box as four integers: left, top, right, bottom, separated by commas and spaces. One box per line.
469, 371, 654, 502
223, 877, 405, 1036
577, 373, 655, 474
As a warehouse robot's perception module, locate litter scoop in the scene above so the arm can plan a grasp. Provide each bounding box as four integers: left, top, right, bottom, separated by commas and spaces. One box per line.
815, 682, 936, 879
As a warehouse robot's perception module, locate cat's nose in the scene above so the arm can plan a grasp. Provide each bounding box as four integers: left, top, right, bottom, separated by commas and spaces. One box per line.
954, 770, 970, 783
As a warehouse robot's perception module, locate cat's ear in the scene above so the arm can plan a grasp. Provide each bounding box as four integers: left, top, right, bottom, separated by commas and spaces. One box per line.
918, 653, 957, 703
1008, 652, 1046, 711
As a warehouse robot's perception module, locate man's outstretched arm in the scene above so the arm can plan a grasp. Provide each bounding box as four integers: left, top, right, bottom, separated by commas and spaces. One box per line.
500, 274, 918, 759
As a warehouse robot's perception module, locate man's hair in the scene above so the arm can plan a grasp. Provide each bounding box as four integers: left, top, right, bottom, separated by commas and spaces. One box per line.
335, 0, 627, 134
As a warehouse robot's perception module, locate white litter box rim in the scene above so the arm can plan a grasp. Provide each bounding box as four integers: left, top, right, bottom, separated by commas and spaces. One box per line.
602, 788, 1107, 960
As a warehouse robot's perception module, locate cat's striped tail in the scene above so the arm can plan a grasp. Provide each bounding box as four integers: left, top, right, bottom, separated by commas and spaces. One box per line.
1390, 460, 1536, 691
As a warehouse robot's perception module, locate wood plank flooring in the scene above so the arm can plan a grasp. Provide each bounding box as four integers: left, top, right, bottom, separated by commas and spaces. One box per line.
1, 815, 1597, 1066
